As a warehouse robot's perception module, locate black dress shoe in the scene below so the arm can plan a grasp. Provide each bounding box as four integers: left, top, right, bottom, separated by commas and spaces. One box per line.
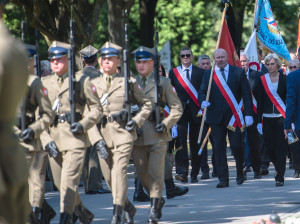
175, 174, 188, 183
261, 168, 269, 175
276, 181, 284, 186
191, 176, 198, 183
216, 181, 229, 188
254, 171, 262, 179
201, 173, 210, 180
236, 176, 246, 185
293, 170, 300, 178
86, 188, 111, 194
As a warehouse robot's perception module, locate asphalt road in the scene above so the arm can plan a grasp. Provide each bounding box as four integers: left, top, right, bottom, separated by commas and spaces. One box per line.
46, 155, 300, 224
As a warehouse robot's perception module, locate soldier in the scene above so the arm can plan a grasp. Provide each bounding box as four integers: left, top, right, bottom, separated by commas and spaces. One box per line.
40, 41, 102, 223
87, 42, 152, 224
79, 45, 110, 194
0, 1, 31, 222
16, 44, 56, 223
132, 46, 183, 223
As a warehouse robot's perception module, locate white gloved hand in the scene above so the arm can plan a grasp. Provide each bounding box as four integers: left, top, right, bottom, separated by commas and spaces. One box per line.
245, 116, 253, 127
257, 123, 263, 135
201, 101, 210, 110
292, 123, 295, 131
171, 125, 178, 138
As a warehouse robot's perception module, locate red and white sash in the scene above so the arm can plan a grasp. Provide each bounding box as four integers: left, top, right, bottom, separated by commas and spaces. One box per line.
213, 70, 245, 131
260, 74, 286, 118
173, 66, 200, 108
252, 93, 257, 114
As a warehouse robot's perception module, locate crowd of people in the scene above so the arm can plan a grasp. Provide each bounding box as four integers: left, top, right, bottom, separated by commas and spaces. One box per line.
1, 4, 300, 223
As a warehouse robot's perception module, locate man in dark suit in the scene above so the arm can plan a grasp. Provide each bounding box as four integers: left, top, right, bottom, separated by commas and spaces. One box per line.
168, 47, 208, 183
240, 53, 262, 179
198, 48, 253, 188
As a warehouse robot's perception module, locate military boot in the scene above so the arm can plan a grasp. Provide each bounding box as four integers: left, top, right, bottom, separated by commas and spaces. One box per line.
123, 200, 136, 224
111, 204, 123, 224
157, 197, 165, 219
74, 203, 94, 224
59, 213, 73, 224
41, 199, 56, 224
165, 178, 189, 199
148, 198, 160, 224
133, 178, 150, 202
30, 207, 41, 224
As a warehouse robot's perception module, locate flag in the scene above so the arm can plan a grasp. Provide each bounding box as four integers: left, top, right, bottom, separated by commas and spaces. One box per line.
254, 0, 291, 62
219, 20, 241, 67
245, 30, 260, 71
297, 12, 300, 55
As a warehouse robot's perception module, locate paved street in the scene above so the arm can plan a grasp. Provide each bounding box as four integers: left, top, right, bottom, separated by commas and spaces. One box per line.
46, 154, 300, 224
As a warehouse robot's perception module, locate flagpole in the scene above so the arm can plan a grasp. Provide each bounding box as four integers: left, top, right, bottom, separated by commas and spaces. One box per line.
197, 3, 229, 151
252, 0, 259, 32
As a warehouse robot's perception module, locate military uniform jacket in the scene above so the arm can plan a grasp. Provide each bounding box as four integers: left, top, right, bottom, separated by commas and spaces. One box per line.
40, 72, 102, 151
134, 73, 183, 146
87, 73, 152, 148
15, 74, 54, 151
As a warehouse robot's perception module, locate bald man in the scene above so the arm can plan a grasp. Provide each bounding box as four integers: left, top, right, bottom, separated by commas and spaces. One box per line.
198, 49, 253, 188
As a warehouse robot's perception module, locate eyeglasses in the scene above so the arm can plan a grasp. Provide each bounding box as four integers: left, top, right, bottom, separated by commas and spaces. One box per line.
289, 66, 299, 69
180, 54, 191, 58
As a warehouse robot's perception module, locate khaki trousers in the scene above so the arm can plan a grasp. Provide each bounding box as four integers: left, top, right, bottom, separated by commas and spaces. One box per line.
49, 148, 86, 213
29, 150, 48, 208
99, 142, 132, 206
133, 142, 167, 198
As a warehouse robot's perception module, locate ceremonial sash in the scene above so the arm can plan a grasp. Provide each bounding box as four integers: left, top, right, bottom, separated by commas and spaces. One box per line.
173, 66, 200, 108
228, 100, 244, 131
260, 74, 286, 118
213, 70, 245, 132
252, 93, 257, 114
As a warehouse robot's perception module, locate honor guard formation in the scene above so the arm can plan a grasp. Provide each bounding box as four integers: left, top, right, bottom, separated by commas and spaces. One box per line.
1, 0, 300, 224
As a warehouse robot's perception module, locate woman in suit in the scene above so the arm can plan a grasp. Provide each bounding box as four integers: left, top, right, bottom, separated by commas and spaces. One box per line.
256, 53, 288, 186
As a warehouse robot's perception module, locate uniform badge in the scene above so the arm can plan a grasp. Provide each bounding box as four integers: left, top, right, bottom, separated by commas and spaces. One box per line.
172, 87, 177, 94
43, 88, 48, 96
91, 85, 97, 94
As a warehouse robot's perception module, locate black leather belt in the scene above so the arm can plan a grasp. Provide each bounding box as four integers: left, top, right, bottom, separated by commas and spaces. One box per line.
52, 112, 82, 126
98, 110, 128, 127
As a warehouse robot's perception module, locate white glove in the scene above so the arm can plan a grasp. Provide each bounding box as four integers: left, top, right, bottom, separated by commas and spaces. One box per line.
292, 123, 295, 131
257, 123, 263, 135
245, 116, 253, 127
201, 101, 210, 110
171, 125, 178, 138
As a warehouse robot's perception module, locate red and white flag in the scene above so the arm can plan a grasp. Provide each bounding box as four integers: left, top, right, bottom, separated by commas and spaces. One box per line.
245, 30, 260, 71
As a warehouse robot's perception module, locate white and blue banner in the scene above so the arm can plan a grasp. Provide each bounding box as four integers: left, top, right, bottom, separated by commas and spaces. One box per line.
254, 0, 291, 62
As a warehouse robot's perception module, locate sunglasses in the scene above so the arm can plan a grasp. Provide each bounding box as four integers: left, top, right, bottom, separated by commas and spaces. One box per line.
289, 66, 298, 69
180, 54, 191, 58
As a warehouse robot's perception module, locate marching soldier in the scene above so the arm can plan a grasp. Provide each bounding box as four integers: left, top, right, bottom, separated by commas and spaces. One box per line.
0, 2, 31, 222
132, 46, 183, 223
79, 45, 110, 194
40, 41, 102, 223
87, 42, 152, 224
16, 44, 56, 223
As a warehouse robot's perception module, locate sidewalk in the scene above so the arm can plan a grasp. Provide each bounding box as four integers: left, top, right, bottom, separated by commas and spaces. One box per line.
45, 155, 300, 223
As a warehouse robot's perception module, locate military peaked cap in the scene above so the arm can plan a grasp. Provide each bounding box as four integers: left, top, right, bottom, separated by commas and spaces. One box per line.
48, 41, 70, 59
99, 42, 122, 58
133, 46, 155, 61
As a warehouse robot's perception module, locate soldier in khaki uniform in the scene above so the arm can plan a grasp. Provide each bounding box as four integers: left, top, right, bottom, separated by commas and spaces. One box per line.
132, 46, 183, 224
79, 45, 110, 194
40, 41, 102, 223
0, 3, 31, 222
16, 44, 56, 224
87, 42, 152, 224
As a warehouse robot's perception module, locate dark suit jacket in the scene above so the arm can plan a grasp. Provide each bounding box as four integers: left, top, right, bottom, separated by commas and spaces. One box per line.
256, 73, 287, 124
169, 65, 204, 122
198, 65, 253, 126
248, 69, 263, 122
260, 63, 268, 74
284, 69, 300, 130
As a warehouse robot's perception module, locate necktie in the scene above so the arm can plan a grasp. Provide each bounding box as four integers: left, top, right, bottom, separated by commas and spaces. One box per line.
186, 69, 190, 81
141, 77, 146, 89
220, 68, 226, 82
57, 77, 63, 88
106, 76, 112, 89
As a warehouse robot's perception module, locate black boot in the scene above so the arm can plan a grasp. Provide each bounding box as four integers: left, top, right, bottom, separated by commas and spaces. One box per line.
41, 199, 56, 224
123, 200, 136, 224
59, 213, 73, 224
74, 203, 94, 224
165, 178, 189, 199
148, 198, 160, 224
30, 207, 41, 224
133, 178, 150, 202
111, 204, 123, 224
157, 197, 165, 219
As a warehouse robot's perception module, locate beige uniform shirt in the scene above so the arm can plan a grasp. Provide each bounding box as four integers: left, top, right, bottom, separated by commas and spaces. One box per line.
87, 73, 152, 148
40, 72, 102, 151
134, 73, 183, 146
